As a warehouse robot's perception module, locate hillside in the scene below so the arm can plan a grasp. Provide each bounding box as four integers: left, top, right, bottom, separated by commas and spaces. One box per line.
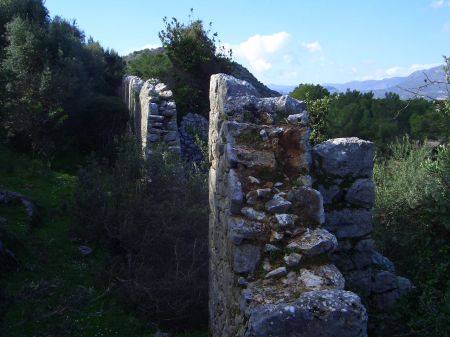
325, 65, 448, 99
269, 65, 449, 100
125, 48, 279, 97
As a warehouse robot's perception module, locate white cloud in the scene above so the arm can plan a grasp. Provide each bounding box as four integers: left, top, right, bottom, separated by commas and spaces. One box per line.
231, 32, 292, 75
361, 63, 441, 80
431, 0, 450, 8
225, 32, 326, 84
302, 41, 322, 53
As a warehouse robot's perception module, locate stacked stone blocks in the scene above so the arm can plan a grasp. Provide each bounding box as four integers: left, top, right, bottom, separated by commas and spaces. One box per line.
209, 74, 368, 337
121, 76, 181, 156
313, 138, 413, 309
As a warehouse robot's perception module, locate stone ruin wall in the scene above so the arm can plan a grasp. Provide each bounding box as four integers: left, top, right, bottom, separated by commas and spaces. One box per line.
121, 76, 181, 156
208, 74, 368, 337
312, 139, 413, 310
121, 72, 413, 336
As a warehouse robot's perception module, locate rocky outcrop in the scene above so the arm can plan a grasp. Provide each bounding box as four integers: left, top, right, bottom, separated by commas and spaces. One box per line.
209, 74, 367, 337
0, 191, 42, 228
313, 138, 414, 310
121, 76, 180, 156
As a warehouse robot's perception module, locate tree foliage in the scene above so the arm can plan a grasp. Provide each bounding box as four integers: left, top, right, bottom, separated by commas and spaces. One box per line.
372, 139, 450, 337
0, 0, 127, 156
75, 140, 209, 330
158, 10, 232, 117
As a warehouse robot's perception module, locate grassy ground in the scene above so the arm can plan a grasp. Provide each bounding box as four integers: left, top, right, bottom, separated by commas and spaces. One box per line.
0, 146, 187, 337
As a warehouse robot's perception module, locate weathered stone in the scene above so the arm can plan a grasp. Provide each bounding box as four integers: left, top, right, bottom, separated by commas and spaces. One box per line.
245, 191, 258, 205
397, 276, 414, 296
259, 129, 269, 141
248, 176, 261, 185
345, 269, 373, 297
352, 252, 373, 269
287, 112, 309, 126
265, 195, 292, 213
256, 188, 272, 199
233, 244, 261, 274
284, 253, 302, 267
287, 228, 338, 256
149, 134, 160, 142
354, 239, 374, 252
265, 267, 287, 279
241, 207, 267, 221
264, 244, 281, 253
163, 131, 178, 142
121, 77, 180, 155
162, 109, 176, 117
317, 184, 341, 205
228, 169, 243, 214
229, 217, 267, 245
274, 214, 298, 229
0, 191, 42, 227
245, 290, 367, 337
345, 179, 375, 208
287, 187, 324, 226
313, 138, 374, 178
275, 95, 307, 115
150, 102, 159, 115
372, 271, 398, 294
371, 251, 396, 273
331, 254, 355, 272
325, 209, 373, 239
160, 90, 173, 98
78, 245, 93, 256
372, 289, 400, 311
303, 264, 345, 290
236, 147, 277, 170
208, 74, 369, 337
155, 83, 168, 92
296, 175, 313, 187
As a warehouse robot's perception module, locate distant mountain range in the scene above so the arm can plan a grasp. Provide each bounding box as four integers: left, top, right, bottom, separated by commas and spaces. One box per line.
269, 65, 449, 100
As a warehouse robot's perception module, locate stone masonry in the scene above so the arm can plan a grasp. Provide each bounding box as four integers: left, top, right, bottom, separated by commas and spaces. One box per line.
209, 74, 368, 337
313, 138, 413, 310
121, 75, 181, 156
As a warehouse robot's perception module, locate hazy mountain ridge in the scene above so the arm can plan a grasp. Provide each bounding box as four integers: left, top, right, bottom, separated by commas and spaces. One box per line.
269, 65, 449, 100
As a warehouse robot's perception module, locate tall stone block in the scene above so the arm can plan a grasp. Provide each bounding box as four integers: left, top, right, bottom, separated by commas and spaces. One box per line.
121, 76, 181, 156
313, 138, 414, 310
209, 74, 367, 337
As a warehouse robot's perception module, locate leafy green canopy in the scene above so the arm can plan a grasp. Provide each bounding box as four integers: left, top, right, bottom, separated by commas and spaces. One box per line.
158, 13, 232, 117
0, 0, 127, 157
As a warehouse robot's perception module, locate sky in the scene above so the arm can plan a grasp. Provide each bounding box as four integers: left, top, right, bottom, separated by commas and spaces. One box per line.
44, 0, 450, 86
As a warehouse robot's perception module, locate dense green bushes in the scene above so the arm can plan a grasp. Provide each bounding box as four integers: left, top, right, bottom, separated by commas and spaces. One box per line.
289, 82, 448, 147
0, 0, 127, 157
371, 139, 450, 337
75, 140, 209, 331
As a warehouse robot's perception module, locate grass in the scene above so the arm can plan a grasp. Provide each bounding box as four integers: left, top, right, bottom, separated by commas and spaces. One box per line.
0, 146, 157, 337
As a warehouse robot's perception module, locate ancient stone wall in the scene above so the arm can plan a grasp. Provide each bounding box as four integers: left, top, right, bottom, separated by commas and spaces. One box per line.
208, 74, 368, 337
313, 139, 413, 310
121, 76, 180, 155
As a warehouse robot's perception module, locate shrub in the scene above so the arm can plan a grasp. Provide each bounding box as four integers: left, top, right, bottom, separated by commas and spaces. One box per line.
75, 138, 209, 331
372, 138, 450, 337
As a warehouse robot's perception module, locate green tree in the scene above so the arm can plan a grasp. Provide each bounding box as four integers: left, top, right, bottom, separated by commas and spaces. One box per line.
290, 83, 330, 101
158, 10, 231, 117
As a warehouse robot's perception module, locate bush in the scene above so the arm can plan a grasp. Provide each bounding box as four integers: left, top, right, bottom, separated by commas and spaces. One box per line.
75, 138, 209, 331
372, 138, 450, 337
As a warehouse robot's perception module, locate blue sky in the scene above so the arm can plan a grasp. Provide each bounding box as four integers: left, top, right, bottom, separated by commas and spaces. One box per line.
45, 0, 450, 85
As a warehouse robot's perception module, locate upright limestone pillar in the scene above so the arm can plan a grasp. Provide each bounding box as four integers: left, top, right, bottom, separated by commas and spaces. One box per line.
208, 74, 368, 337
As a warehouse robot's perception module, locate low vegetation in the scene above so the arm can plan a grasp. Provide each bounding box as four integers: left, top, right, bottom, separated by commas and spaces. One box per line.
75, 140, 209, 331
371, 139, 450, 337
